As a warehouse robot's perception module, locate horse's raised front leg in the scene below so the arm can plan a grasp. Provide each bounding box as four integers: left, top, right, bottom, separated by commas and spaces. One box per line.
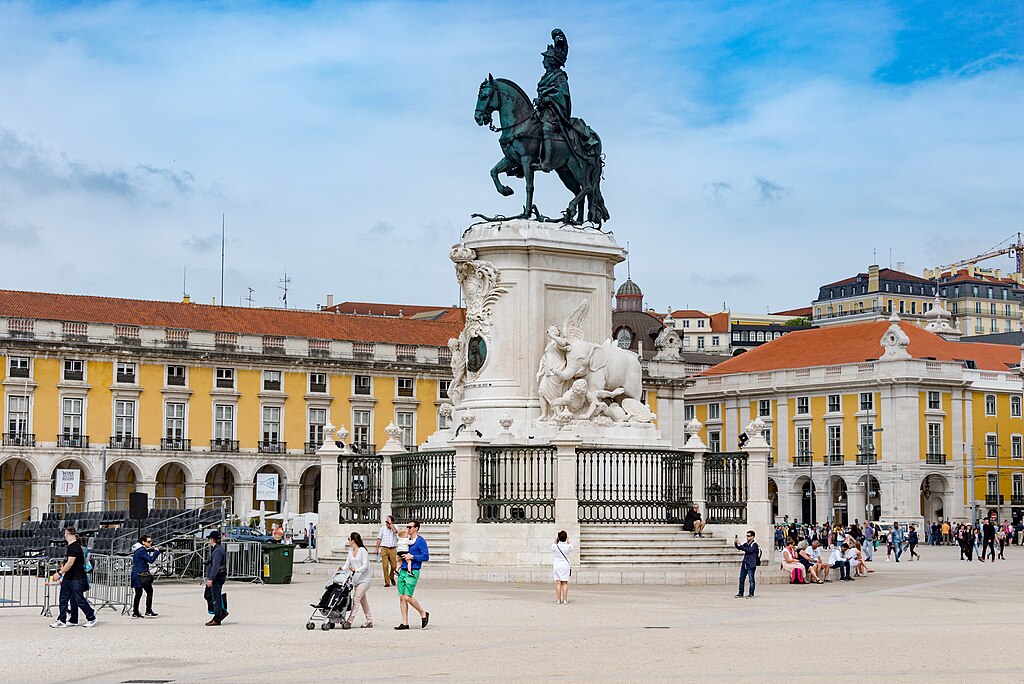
490, 158, 514, 197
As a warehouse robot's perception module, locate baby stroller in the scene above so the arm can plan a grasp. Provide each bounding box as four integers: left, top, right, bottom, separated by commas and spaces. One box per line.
306, 571, 353, 631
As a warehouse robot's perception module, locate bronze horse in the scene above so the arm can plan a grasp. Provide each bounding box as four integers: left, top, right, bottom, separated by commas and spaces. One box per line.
474, 75, 609, 226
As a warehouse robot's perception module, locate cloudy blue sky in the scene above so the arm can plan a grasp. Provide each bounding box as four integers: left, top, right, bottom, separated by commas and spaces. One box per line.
0, 1, 1021, 313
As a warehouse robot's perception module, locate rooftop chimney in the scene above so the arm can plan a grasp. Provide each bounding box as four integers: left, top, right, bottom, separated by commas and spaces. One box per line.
896, 261, 906, 273
326, 294, 334, 308
868, 264, 880, 293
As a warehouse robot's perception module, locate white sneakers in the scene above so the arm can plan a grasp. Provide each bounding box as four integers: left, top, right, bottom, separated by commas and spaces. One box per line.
50, 619, 96, 628
49, 621, 67, 628
83, 619, 98, 628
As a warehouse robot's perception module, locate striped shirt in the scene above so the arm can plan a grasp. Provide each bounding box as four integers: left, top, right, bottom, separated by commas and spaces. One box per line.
377, 524, 398, 548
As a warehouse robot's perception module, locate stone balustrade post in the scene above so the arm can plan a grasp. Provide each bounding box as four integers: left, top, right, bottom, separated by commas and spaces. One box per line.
742, 418, 773, 550
448, 414, 490, 565
551, 430, 582, 543
683, 418, 708, 512
316, 422, 344, 561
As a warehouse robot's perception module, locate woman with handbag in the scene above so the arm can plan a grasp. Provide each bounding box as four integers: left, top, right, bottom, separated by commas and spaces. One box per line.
552, 530, 573, 604
131, 534, 161, 619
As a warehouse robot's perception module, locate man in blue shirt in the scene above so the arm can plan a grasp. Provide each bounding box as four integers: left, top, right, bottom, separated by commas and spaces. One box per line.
395, 520, 430, 630
733, 531, 760, 598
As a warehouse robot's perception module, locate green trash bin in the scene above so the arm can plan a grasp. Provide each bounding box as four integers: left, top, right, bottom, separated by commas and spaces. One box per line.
261, 543, 295, 584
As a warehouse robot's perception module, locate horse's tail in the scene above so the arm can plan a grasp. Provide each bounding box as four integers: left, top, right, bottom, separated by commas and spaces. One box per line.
586, 140, 610, 225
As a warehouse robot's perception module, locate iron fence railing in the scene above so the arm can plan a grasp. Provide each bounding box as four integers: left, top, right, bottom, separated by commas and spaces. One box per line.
161, 438, 191, 451
337, 455, 383, 524
108, 436, 140, 450
478, 446, 555, 523
2, 432, 34, 447
392, 450, 454, 524
57, 433, 88, 448
704, 451, 748, 524
210, 439, 239, 453
926, 453, 947, 465
576, 448, 693, 524
856, 453, 877, 465
258, 440, 287, 454
827, 453, 844, 466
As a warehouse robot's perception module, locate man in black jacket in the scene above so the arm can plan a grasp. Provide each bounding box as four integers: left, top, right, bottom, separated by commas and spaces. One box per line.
734, 531, 760, 598
982, 520, 997, 562
204, 531, 228, 626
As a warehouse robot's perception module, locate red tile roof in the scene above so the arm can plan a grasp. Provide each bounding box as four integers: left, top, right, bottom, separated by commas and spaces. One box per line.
702, 319, 1020, 376
325, 301, 461, 321
822, 268, 931, 288
669, 309, 708, 319
0, 290, 463, 346
770, 307, 812, 317
710, 312, 730, 333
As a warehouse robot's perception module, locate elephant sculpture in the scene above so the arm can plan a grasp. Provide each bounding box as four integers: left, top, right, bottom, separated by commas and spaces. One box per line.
557, 339, 643, 403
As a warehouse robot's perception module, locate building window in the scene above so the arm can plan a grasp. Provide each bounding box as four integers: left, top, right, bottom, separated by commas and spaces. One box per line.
763, 428, 772, 446
215, 368, 234, 389
396, 411, 415, 448
353, 410, 371, 448
859, 393, 873, 411
214, 404, 235, 441
975, 318, 984, 333
985, 434, 998, 458
697, 320, 705, 328
711, 336, 720, 347
167, 365, 186, 386
758, 400, 771, 417
7, 395, 29, 435
796, 426, 811, 456
928, 391, 941, 410
859, 423, 876, 452
1013, 396, 1021, 418
684, 405, 695, 421
951, 302, 958, 314
707, 403, 720, 420
438, 380, 450, 400
114, 362, 136, 384
899, 301, 905, 314
987, 287, 993, 299
354, 375, 371, 395
708, 430, 721, 453
8, 356, 30, 378
975, 302, 982, 314
990, 303, 997, 315
1006, 304, 1012, 317
262, 406, 282, 444
987, 472, 998, 497
991, 319, 998, 332
63, 359, 84, 381
1014, 473, 1023, 496
911, 302, 916, 314
827, 394, 840, 413
397, 377, 414, 397
309, 373, 328, 393
796, 397, 809, 415
927, 423, 941, 454
732, 332, 740, 341
985, 394, 996, 416
308, 408, 327, 447
1012, 435, 1022, 460
263, 370, 282, 392
697, 337, 705, 349
61, 397, 83, 435
114, 400, 136, 438
166, 402, 185, 440
828, 425, 841, 456
681, 320, 690, 328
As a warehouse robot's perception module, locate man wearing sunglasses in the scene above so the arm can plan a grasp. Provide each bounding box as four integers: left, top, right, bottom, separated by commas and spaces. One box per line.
394, 520, 430, 630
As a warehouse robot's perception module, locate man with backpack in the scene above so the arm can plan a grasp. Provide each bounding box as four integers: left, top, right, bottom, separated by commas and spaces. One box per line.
733, 531, 760, 598
50, 526, 97, 628
204, 530, 229, 626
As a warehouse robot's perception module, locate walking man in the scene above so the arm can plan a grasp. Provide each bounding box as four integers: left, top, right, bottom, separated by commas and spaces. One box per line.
50, 526, 97, 628
890, 523, 905, 562
375, 515, 399, 588
204, 531, 228, 626
863, 521, 874, 561
982, 519, 997, 562
395, 520, 429, 630
733, 531, 760, 598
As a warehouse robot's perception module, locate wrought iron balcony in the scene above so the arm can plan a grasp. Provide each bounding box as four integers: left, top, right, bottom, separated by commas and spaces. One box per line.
2, 432, 34, 447
63, 370, 84, 381
115, 372, 136, 384
161, 438, 191, 451
108, 436, 140, 450
210, 439, 239, 453
57, 433, 88, 448
1011, 494, 1024, 506
258, 440, 287, 454
305, 441, 319, 455
856, 453, 877, 465
793, 454, 811, 466
8, 367, 29, 379
351, 443, 376, 456
309, 382, 328, 394
768, 456, 774, 468
985, 494, 1001, 506
166, 375, 186, 387
926, 453, 947, 465
827, 453, 844, 466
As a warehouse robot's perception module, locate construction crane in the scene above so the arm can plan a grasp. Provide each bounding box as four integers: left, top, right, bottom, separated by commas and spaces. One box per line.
936, 232, 1024, 275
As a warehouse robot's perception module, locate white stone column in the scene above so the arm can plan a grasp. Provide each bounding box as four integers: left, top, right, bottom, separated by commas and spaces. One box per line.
551, 430, 582, 538
848, 484, 866, 526
316, 422, 344, 561
447, 415, 490, 565
683, 419, 707, 510
184, 481, 205, 505
31, 478, 51, 520
742, 418, 773, 550
136, 479, 157, 501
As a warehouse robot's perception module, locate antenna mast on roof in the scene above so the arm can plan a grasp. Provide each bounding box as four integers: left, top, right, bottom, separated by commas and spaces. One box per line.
182, 266, 188, 299
246, 287, 255, 307
626, 241, 631, 280
278, 272, 291, 309
220, 214, 225, 307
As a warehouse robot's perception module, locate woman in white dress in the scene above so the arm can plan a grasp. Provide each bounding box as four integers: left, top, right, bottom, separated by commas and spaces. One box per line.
341, 532, 373, 628
552, 530, 573, 604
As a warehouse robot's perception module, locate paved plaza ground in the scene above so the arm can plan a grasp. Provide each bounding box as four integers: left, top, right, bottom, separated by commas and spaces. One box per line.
3, 545, 1023, 683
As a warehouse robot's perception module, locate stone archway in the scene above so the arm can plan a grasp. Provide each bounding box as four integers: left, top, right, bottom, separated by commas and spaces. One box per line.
1, 458, 34, 521
830, 477, 849, 527
253, 464, 286, 515
51, 459, 90, 513
205, 463, 237, 509
857, 474, 881, 522
799, 478, 817, 524
300, 465, 320, 514
155, 462, 187, 506
768, 477, 779, 522
920, 473, 951, 523
105, 461, 139, 505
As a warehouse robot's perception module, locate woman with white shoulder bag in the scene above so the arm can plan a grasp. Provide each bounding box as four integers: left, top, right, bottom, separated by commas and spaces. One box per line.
552, 530, 573, 604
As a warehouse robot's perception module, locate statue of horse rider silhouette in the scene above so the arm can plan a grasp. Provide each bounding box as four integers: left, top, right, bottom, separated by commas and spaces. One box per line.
473, 29, 609, 226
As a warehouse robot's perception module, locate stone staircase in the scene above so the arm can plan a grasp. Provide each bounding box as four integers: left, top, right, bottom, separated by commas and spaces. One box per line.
579, 525, 739, 566
419, 524, 450, 564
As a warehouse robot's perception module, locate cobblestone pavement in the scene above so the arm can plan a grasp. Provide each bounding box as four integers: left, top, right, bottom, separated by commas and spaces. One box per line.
3, 545, 1023, 683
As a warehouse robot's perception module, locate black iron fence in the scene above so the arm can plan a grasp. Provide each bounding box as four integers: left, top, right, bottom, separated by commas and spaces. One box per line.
478, 446, 556, 523
338, 455, 383, 523
704, 451, 748, 524
392, 450, 454, 524
576, 448, 693, 524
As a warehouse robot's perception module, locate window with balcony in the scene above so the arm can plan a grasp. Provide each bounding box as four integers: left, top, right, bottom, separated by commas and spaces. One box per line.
353, 410, 371, 449
8, 356, 29, 378
1013, 473, 1023, 499
60, 397, 85, 447
216, 368, 235, 389
114, 400, 136, 440
707, 403, 720, 420
115, 362, 136, 384
696, 337, 705, 349
859, 423, 876, 453
309, 373, 328, 394
261, 406, 283, 452
987, 473, 998, 497
1012, 435, 1022, 460
758, 400, 771, 417
927, 391, 941, 410
828, 425, 841, 458
164, 402, 187, 450
7, 395, 29, 442
397, 411, 415, 448
827, 394, 840, 413
796, 397, 809, 415
438, 379, 450, 400
985, 394, 996, 416
1012, 396, 1021, 418
307, 408, 327, 453
166, 365, 186, 387
63, 359, 84, 381
263, 370, 282, 392
986, 434, 998, 458
927, 422, 942, 456
397, 377, 414, 397
797, 426, 811, 459
214, 404, 234, 442
859, 393, 874, 411
354, 375, 371, 395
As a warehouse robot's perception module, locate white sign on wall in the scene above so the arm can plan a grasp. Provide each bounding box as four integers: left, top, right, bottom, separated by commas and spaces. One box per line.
55, 469, 81, 497
255, 473, 279, 501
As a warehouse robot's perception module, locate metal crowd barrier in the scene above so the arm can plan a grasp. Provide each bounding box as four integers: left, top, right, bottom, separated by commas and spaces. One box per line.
0, 557, 59, 616
155, 539, 263, 582
88, 554, 133, 615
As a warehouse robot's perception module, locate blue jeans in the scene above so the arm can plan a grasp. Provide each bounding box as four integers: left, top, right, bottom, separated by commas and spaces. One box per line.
58, 578, 95, 624
738, 565, 756, 596
831, 560, 850, 579
863, 541, 873, 561
206, 578, 227, 620
893, 542, 903, 561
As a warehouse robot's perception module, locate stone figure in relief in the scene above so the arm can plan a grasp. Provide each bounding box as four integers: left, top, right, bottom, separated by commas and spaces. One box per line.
549, 378, 623, 421
450, 243, 508, 343
447, 337, 467, 406
653, 327, 682, 361
537, 325, 571, 420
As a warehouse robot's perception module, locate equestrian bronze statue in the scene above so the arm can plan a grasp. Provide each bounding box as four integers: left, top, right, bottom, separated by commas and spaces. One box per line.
474, 29, 610, 226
